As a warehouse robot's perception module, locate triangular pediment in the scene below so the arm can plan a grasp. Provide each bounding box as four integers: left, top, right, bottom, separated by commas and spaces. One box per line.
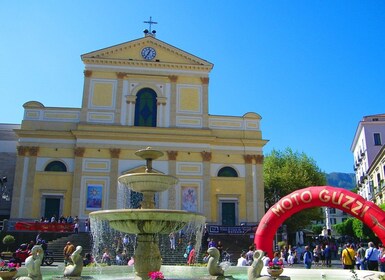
81, 35, 213, 71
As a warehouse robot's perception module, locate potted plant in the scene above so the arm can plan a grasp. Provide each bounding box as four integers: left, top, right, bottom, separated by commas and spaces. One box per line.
267, 261, 284, 278
1, 235, 15, 259
0, 261, 18, 280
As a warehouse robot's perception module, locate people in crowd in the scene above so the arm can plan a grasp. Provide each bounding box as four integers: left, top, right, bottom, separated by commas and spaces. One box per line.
323, 244, 332, 267
303, 245, 313, 269
342, 243, 356, 270
85, 219, 90, 232
185, 241, 193, 260
217, 240, 224, 262
245, 245, 255, 266
262, 251, 271, 266
83, 252, 93, 266
379, 244, 385, 272
236, 252, 247, 266
287, 251, 295, 267
123, 234, 130, 247
169, 232, 176, 250
63, 241, 76, 265
208, 238, 217, 248
74, 221, 79, 233
356, 242, 367, 270
313, 244, 321, 266
128, 256, 135, 266
365, 241, 379, 271
187, 245, 196, 265
102, 248, 111, 265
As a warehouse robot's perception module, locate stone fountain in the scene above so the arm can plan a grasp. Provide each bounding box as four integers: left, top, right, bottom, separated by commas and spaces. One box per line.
90, 147, 206, 280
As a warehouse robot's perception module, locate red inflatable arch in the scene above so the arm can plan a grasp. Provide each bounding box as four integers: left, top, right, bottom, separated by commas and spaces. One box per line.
254, 186, 385, 257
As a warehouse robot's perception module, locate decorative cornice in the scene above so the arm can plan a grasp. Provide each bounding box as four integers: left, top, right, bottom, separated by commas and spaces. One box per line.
244, 155, 254, 164
84, 70, 92, 77
116, 72, 126, 79
167, 151, 178, 161
83, 58, 213, 72
17, 146, 28, 156
74, 147, 86, 157
169, 75, 178, 83
201, 151, 212, 162
254, 154, 264, 164
200, 77, 209, 85
110, 148, 121, 159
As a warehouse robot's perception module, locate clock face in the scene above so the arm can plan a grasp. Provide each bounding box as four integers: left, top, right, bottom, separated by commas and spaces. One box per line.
141, 47, 156, 60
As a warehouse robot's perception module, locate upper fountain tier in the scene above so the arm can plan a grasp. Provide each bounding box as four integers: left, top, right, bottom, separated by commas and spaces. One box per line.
118, 147, 178, 208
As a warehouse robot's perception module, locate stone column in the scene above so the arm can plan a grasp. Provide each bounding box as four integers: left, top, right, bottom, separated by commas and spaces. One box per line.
254, 154, 265, 221
23, 147, 39, 218
115, 72, 126, 124
168, 75, 178, 127
167, 151, 178, 209
71, 147, 85, 216
244, 154, 254, 222
109, 148, 121, 209
200, 77, 209, 128
80, 70, 92, 122
10, 146, 28, 218
201, 151, 212, 222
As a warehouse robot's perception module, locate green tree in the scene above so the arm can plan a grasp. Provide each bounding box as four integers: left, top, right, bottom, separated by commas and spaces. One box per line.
264, 148, 327, 234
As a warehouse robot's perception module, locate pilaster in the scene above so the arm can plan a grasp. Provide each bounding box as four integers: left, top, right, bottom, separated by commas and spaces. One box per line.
168, 75, 178, 127
23, 146, 39, 218
244, 154, 254, 222
167, 151, 178, 209
72, 147, 85, 216
109, 148, 121, 208
200, 77, 209, 128
10, 146, 28, 218
201, 151, 212, 222
115, 72, 126, 124
254, 154, 265, 221
80, 70, 92, 122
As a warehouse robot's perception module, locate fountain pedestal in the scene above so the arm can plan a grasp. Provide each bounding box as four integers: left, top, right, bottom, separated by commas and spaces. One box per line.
134, 234, 162, 280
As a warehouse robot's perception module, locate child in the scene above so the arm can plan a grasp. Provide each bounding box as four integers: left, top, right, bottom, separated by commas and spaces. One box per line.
288, 251, 295, 267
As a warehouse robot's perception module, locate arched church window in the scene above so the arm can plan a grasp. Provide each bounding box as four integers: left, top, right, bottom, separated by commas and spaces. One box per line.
218, 166, 238, 177
45, 161, 67, 172
134, 88, 157, 127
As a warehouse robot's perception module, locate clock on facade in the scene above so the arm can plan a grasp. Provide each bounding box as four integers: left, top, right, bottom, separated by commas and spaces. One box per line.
141, 47, 156, 60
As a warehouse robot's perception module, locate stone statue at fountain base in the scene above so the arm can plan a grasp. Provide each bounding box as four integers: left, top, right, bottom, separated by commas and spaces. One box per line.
16, 245, 44, 280
64, 246, 84, 278
207, 247, 224, 277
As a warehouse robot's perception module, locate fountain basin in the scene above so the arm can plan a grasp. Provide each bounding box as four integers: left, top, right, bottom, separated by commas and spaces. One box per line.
118, 173, 178, 193
90, 209, 205, 234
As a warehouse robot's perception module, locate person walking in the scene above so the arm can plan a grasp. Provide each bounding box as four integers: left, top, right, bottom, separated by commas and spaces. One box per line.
342, 243, 355, 270
63, 241, 75, 265
303, 246, 313, 269
365, 242, 380, 271
324, 244, 332, 267
356, 243, 367, 270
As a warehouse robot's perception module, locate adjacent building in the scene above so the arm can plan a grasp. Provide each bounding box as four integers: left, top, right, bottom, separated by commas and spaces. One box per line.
10, 31, 268, 226
351, 114, 385, 201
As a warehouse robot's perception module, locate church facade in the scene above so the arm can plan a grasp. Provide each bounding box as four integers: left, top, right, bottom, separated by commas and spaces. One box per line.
11, 32, 268, 226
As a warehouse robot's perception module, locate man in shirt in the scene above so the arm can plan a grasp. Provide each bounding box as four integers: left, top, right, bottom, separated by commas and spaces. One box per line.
365, 241, 379, 271
341, 243, 355, 269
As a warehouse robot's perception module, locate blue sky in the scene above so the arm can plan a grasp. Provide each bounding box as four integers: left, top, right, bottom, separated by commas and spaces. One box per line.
1, 1, 385, 174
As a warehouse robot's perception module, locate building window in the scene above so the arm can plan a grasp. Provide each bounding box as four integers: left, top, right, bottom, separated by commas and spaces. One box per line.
330, 218, 337, 225
374, 133, 382, 146
44, 161, 67, 172
329, 208, 336, 214
218, 167, 238, 177
134, 88, 157, 127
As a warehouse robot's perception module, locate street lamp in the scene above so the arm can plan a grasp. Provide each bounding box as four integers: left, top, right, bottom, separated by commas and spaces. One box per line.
0, 176, 10, 201
265, 188, 280, 251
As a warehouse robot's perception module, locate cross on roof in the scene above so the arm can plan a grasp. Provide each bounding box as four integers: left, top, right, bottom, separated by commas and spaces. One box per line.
144, 16, 158, 33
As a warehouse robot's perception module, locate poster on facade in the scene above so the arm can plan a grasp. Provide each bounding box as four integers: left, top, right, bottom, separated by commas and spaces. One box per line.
182, 187, 197, 212
86, 185, 102, 210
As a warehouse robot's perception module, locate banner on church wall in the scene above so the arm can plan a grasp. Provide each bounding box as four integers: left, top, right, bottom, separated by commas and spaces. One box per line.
86, 185, 103, 210
182, 186, 197, 212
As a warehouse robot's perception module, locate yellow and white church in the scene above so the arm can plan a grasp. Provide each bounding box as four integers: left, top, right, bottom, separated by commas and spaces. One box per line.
11, 30, 268, 226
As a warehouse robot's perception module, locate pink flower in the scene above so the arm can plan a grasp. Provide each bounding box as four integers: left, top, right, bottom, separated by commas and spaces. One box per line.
148, 271, 165, 280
